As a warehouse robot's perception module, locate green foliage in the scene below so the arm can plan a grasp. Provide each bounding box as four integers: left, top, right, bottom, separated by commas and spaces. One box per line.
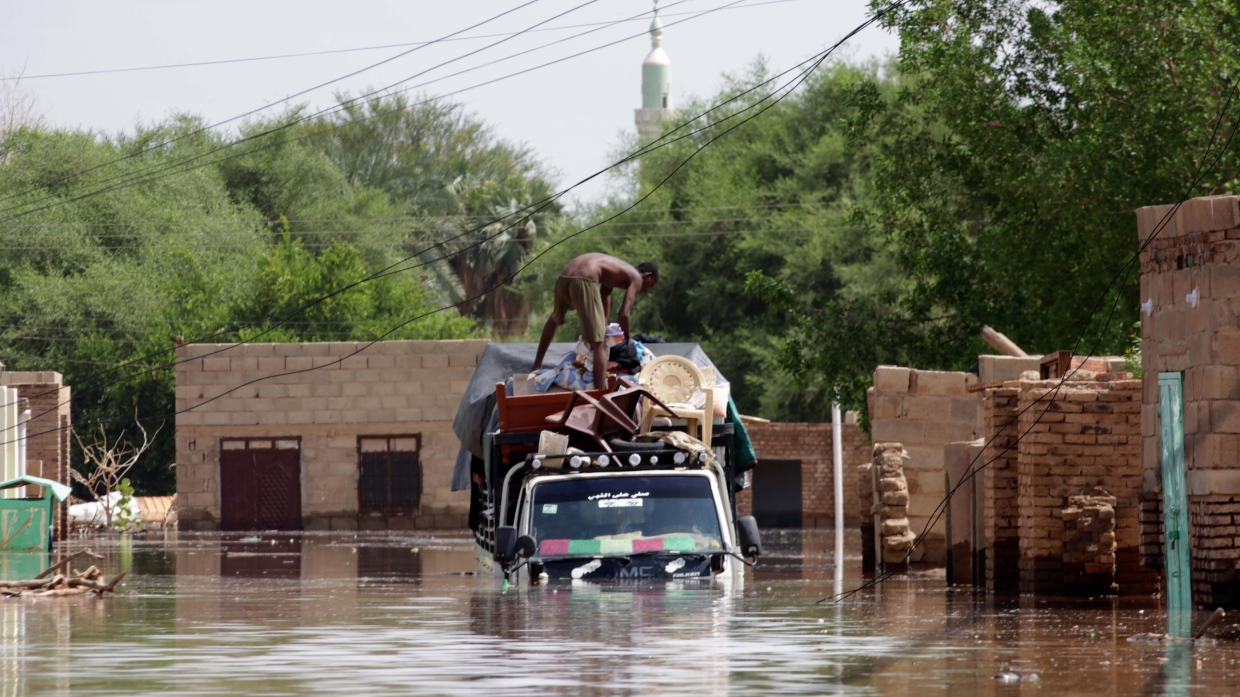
0, 100, 515, 494
745, 1, 1240, 418
1123, 322, 1143, 379
113, 477, 136, 531
523, 60, 904, 420
858, 0, 1240, 360
314, 94, 562, 336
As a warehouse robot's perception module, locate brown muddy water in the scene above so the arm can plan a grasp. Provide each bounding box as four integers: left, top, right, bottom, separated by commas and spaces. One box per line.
2, 529, 1239, 696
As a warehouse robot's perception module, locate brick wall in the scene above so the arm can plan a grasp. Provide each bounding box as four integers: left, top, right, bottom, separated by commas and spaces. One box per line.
0, 371, 71, 539
1012, 377, 1158, 595
1136, 194, 1240, 606
983, 386, 1020, 593
741, 421, 868, 527
174, 340, 488, 531
869, 366, 984, 563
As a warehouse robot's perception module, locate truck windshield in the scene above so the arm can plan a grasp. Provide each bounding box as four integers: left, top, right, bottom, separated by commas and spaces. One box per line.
529, 475, 724, 558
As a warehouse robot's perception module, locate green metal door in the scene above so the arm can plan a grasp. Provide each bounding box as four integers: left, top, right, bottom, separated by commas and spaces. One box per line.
1158, 372, 1192, 632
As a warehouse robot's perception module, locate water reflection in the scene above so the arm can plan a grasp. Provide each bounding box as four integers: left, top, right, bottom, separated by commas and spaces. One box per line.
0, 531, 1232, 695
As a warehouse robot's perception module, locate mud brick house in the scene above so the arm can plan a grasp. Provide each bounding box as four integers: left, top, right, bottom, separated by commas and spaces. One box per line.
0, 370, 71, 540
735, 420, 869, 529
1136, 194, 1240, 607
174, 340, 487, 531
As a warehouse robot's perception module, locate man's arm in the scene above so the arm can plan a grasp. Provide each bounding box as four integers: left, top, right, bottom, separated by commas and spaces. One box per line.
601, 287, 612, 323
531, 316, 558, 373
617, 282, 641, 342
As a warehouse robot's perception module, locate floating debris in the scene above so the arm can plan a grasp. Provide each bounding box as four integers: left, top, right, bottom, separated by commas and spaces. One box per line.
0, 549, 127, 598
994, 671, 1039, 683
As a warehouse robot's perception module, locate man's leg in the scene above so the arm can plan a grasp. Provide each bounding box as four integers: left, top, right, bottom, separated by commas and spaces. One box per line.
532, 317, 559, 372
591, 340, 609, 391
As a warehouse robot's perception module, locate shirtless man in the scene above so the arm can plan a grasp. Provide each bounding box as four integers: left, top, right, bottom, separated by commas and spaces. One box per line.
532, 253, 660, 390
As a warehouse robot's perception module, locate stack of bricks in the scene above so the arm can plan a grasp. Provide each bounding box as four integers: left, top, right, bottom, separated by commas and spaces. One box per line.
1061, 487, 1119, 595
0, 371, 71, 540
175, 340, 488, 530
1188, 500, 1240, 606
1138, 495, 1164, 571
869, 366, 984, 564
982, 386, 1020, 593
745, 421, 869, 527
1014, 376, 1159, 595
873, 442, 915, 568
1136, 194, 1240, 607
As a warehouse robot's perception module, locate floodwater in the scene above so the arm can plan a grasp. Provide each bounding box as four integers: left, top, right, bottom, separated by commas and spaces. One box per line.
2, 530, 1239, 696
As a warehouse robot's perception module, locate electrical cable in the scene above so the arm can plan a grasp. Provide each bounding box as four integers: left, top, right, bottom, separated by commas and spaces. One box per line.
821, 65, 1240, 604
0, 0, 605, 213
1, 0, 805, 81
0, 0, 678, 217
3, 0, 884, 447
0, 29, 828, 435
0, 226, 854, 250
0, 0, 714, 223
0, 202, 826, 229
3, 212, 842, 236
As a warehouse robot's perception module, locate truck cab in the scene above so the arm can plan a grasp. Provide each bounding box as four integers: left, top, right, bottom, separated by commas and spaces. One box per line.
487, 448, 760, 583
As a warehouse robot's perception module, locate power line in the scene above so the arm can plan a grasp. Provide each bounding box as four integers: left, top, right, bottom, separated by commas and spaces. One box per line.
0, 0, 734, 223
0, 0, 596, 213
0, 0, 676, 217
1, 0, 805, 81
0, 5, 842, 432
0, 202, 825, 229
0, 225, 854, 249
1, 213, 843, 237
2, 2, 857, 442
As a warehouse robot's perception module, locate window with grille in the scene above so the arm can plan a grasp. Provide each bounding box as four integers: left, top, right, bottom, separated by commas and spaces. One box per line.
358, 436, 420, 515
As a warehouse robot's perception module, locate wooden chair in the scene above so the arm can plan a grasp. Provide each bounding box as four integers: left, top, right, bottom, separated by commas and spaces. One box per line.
637, 355, 715, 448
545, 381, 676, 452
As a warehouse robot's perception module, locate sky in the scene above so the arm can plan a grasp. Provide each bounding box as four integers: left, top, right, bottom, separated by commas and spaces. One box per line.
0, 0, 898, 205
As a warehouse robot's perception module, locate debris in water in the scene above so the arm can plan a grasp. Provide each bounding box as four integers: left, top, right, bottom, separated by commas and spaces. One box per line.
0, 549, 126, 597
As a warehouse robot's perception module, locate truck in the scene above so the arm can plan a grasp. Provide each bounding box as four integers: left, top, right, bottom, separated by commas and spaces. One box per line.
450, 342, 763, 585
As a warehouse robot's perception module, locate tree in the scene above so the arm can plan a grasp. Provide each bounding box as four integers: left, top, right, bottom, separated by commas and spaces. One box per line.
71, 420, 158, 530
0, 110, 481, 494
751, 0, 1240, 419
523, 60, 905, 420
315, 93, 561, 336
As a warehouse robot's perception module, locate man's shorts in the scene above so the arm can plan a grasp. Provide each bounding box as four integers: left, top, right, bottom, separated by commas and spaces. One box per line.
551, 276, 606, 343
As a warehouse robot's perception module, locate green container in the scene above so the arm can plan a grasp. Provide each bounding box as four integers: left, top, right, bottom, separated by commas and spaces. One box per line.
0, 476, 70, 553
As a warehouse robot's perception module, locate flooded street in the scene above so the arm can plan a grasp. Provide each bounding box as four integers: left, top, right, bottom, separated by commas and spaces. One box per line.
2, 529, 1239, 696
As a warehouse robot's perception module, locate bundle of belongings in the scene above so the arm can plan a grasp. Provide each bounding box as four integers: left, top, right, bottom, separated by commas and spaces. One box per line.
532, 323, 654, 392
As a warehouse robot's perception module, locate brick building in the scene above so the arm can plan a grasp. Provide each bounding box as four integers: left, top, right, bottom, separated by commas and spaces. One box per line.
174, 340, 488, 531
736, 421, 868, 528
1001, 376, 1159, 595
0, 370, 71, 539
1137, 194, 1240, 606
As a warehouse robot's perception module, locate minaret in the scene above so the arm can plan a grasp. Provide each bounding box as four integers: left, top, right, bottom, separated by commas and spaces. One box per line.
634, 1, 673, 140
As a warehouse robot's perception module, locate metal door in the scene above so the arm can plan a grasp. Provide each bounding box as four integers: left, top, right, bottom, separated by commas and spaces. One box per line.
1158, 372, 1192, 626
752, 459, 802, 528
219, 447, 257, 531
220, 439, 302, 531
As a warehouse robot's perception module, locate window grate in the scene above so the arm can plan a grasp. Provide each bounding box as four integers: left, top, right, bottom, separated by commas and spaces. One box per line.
358, 436, 420, 515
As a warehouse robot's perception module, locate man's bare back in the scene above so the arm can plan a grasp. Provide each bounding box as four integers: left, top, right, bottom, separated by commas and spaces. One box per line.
531, 253, 660, 389
560, 253, 643, 290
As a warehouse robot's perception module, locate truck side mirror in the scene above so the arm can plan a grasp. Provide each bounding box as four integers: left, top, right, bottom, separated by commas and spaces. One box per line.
495, 526, 518, 564
736, 516, 762, 559
515, 534, 537, 560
